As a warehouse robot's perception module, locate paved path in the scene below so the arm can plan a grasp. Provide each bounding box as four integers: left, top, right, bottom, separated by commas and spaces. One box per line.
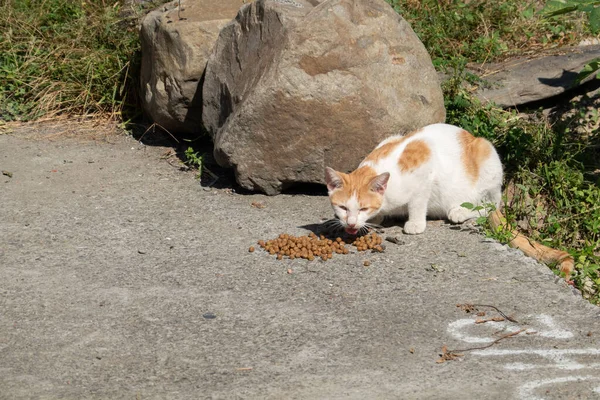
1, 127, 599, 399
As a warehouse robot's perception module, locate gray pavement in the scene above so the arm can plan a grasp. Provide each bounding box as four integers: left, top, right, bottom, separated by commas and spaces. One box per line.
1, 127, 599, 400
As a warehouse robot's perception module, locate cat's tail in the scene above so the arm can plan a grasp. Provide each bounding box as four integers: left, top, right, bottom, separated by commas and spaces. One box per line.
488, 209, 574, 282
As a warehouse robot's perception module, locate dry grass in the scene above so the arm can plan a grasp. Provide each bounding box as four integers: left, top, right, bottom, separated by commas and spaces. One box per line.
4, 117, 126, 143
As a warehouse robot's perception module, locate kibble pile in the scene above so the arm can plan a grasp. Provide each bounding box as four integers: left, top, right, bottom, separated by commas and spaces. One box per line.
352, 232, 384, 252
249, 231, 384, 261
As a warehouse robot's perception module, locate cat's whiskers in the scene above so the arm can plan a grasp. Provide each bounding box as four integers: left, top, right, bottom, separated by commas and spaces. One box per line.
321, 218, 344, 234
364, 221, 383, 229
357, 225, 370, 236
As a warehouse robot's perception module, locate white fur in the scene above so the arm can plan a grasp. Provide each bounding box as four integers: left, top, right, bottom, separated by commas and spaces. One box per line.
328, 123, 503, 235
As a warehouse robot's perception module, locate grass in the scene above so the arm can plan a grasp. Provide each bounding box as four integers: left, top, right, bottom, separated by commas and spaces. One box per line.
0, 0, 155, 122
388, 0, 590, 68
2, 0, 600, 302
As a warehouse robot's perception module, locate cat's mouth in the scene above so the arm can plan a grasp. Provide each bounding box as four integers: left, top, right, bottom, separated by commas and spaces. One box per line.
345, 227, 359, 235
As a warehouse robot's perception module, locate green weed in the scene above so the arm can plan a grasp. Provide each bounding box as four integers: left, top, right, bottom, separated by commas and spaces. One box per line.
184, 146, 204, 177
0, 0, 147, 121
387, 0, 587, 68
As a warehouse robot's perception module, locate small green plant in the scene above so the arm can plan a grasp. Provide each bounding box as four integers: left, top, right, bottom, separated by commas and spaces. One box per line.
184, 146, 203, 176
459, 200, 516, 244
460, 201, 496, 227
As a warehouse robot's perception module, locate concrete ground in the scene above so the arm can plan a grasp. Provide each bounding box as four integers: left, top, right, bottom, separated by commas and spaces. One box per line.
1, 125, 599, 400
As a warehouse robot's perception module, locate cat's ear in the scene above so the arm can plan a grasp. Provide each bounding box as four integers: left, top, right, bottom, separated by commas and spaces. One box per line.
369, 172, 389, 195
325, 167, 343, 192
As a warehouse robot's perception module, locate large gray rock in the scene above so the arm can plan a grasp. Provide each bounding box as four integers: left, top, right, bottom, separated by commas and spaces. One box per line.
202, 0, 445, 195
140, 0, 245, 136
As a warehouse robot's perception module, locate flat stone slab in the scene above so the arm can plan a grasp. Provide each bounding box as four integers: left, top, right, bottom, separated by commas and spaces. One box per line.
1, 126, 600, 399
471, 45, 600, 107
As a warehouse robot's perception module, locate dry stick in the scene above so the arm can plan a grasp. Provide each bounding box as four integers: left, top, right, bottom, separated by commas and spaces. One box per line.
138, 122, 180, 144
449, 329, 525, 354
471, 304, 519, 323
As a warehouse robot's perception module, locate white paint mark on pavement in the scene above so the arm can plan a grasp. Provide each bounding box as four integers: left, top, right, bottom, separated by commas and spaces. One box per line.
447, 318, 520, 343
519, 376, 597, 400
472, 348, 600, 370
535, 314, 574, 339
447, 313, 600, 399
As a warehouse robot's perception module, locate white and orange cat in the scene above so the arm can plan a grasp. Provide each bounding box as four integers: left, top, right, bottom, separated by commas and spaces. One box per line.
325, 123, 503, 235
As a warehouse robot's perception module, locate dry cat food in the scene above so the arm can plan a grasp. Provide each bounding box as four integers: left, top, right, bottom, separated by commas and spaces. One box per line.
351, 232, 384, 252
252, 231, 384, 261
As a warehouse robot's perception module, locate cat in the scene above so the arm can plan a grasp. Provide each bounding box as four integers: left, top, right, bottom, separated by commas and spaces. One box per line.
325, 123, 503, 235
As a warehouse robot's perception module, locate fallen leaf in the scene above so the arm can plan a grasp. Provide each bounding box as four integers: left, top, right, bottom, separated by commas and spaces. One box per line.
436, 345, 463, 363
456, 303, 476, 313
475, 317, 505, 324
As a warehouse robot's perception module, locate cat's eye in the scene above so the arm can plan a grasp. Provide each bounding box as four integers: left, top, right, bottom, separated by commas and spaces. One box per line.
360, 208, 369, 212
338, 205, 348, 211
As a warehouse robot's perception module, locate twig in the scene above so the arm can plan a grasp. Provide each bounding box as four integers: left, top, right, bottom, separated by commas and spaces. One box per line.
471, 304, 519, 323
475, 316, 505, 324
202, 166, 219, 187
456, 303, 518, 323
138, 122, 180, 144
449, 329, 525, 353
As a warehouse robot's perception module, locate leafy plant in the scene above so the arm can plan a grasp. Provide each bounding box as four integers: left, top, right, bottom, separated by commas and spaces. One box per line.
460, 201, 496, 226
542, 0, 600, 83
184, 146, 203, 176
542, 0, 600, 32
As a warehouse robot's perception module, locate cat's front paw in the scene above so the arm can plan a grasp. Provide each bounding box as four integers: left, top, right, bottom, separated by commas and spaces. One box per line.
403, 220, 426, 235
447, 207, 476, 224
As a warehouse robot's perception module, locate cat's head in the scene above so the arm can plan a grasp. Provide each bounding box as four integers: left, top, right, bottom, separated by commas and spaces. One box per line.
325, 166, 389, 235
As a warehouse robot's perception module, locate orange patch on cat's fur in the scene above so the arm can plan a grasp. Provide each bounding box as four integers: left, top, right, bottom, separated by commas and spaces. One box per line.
330, 166, 384, 210
398, 140, 431, 172
364, 137, 405, 163
458, 130, 491, 183
363, 130, 420, 163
